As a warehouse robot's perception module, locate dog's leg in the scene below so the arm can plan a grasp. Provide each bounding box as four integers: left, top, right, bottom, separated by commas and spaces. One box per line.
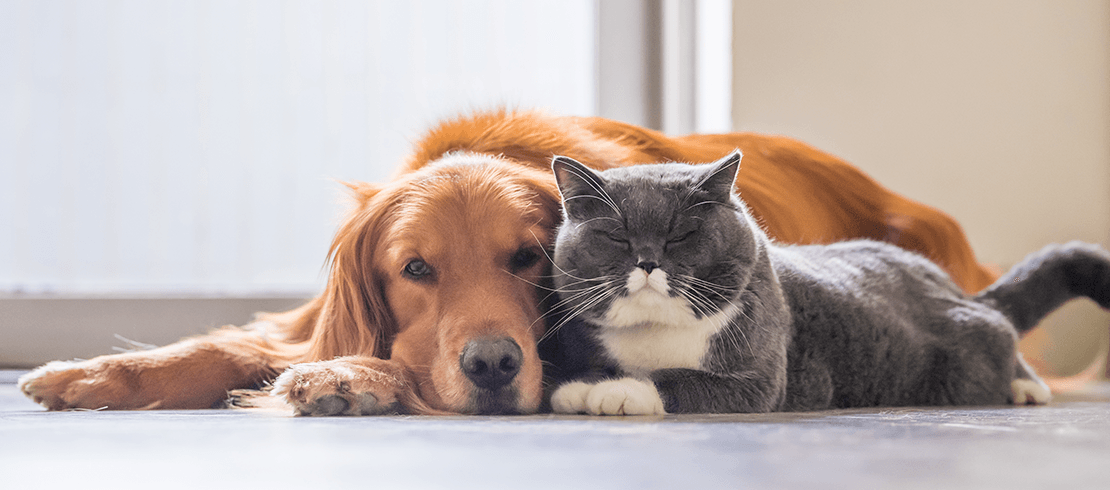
270, 356, 445, 416
18, 326, 282, 410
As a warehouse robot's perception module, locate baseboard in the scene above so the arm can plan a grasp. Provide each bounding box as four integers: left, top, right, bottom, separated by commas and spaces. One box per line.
0, 295, 312, 368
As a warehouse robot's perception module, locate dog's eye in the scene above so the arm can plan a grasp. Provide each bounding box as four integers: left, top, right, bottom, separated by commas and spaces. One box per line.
509, 248, 542, 272
402, 259, 433, 280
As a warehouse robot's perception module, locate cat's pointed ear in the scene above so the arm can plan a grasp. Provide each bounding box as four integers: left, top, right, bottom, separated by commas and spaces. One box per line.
698, 150, 742, 200
552, 155, 607, 218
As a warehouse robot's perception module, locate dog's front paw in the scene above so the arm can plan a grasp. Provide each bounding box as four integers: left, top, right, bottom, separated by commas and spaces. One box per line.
271, 358, 408, 416
551, 378, 665, 416
18, 360, 129, 410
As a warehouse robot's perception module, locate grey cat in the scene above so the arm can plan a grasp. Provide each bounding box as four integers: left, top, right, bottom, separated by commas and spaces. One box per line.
544, 151, 1110, 415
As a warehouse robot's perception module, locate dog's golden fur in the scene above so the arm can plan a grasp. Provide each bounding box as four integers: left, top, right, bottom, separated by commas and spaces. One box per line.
19, 110, 1002, 414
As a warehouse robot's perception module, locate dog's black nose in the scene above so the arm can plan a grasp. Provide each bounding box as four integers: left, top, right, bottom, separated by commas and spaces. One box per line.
460, 337, 523, 391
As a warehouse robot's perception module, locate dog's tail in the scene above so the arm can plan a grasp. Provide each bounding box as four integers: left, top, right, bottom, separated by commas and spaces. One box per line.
975, 241, 1110, 334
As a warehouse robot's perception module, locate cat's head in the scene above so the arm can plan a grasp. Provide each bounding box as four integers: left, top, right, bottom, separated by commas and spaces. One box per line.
550, 151, 763, 329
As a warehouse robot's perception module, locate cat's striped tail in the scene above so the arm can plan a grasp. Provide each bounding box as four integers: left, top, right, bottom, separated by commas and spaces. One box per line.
975, 241, 1110, 334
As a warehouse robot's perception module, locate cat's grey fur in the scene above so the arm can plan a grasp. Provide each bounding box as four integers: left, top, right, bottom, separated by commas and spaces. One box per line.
545, 151, 1110, 414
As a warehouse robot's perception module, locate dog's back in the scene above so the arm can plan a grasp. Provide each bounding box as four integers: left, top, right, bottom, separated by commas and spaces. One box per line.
404, 110, 998, 293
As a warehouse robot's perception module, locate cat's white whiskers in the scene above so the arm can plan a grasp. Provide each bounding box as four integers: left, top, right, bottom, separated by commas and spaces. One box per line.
554, 275, 620, 294
501, 270, 557, 293
677, 286, 722, 323
542, 285, 623, 342
678, 273, 739, 292
565, 282, 622, 318
678, 274, 729, 288
668, 276, 753, 361
547, 281, 618, 313
713, 322, 749, 369
528, 229, 593, 284
574, 216, 623, 231
719, 297, 755, 357
681, 200, 723, 213
681, 287, 714, 313
529, 280, 618, 331
673, 283, 746, 361
673, 276, 723, 300
544, 275, 609, 293
563, 194, 621, 214
501, 264, 613, 312
675, 275, 740, 309
731, 320, 753, 358
538, 276, 623, 340
676, 289, 712, 320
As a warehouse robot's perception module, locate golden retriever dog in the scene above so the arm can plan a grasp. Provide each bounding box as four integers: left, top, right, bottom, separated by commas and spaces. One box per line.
18, 110, 1000, 415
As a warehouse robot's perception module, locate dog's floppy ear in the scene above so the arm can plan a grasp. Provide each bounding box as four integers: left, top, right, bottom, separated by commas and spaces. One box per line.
515, 163, 567, 238
306, 186, 397, 360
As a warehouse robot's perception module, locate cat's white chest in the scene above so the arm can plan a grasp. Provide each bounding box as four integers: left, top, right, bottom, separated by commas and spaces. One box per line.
598, 269, 735, 375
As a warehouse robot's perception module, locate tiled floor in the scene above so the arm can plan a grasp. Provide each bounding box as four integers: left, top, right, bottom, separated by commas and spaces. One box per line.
2, 370, 1108, 489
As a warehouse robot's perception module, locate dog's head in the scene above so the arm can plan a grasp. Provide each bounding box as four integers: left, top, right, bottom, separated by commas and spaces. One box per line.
307, 153, 562, 414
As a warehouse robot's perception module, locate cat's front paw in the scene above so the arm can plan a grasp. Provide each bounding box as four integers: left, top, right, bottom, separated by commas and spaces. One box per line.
550, 381, 593, 414
551, 378, 666, 416
1010, 378, 1052, 405
271, 358, 407, 416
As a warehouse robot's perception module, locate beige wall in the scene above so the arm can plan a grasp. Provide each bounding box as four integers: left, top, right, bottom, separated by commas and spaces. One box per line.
732, 0, 1110, 375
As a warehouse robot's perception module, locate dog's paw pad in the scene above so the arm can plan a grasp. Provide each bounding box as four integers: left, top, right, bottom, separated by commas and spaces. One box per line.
272, 360, 402, 416
310, 395, 350, 416
1010, 378, 1052, 405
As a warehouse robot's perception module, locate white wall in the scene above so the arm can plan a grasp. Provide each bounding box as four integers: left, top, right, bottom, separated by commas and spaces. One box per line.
732, 0, 1110, 375
0, 0, 596, 296
4, 0, 739, 366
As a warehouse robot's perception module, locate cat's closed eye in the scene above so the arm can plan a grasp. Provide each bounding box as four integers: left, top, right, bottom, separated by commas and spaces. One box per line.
668, 230, 696, 244
665, 227, 698, 251
599, 230, 629, 246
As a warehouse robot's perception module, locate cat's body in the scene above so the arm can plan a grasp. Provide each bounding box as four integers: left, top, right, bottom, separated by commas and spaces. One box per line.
546, 152, 1110, 414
